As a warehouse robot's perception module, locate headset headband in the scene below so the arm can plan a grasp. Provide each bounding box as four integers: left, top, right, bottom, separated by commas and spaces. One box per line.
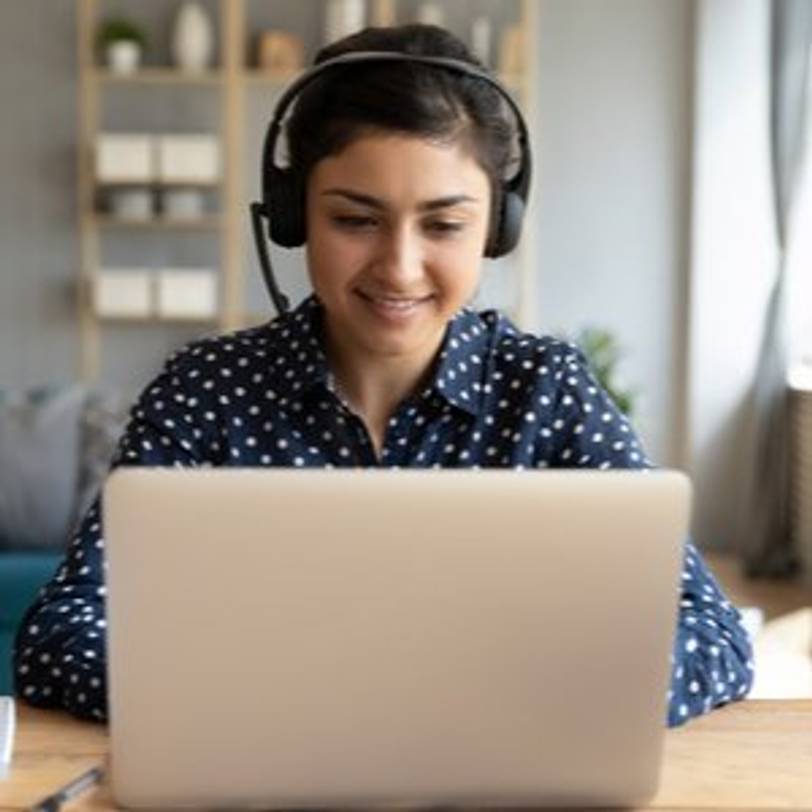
261, 51, 531, 203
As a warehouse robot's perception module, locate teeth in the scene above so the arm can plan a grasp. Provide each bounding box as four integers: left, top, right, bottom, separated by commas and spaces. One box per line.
365, 294, 423, 310
377, 298, 417, 308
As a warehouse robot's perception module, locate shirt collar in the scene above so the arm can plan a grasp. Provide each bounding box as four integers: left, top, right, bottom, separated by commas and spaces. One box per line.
423, 307, 489, 416
262, 295, 331, 397
263, 296, 489, 415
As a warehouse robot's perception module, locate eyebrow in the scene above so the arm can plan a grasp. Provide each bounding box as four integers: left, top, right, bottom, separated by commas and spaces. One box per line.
320, 188, 480, 212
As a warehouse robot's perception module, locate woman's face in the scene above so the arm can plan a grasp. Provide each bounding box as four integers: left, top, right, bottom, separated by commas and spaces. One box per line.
305, 132, 491, 367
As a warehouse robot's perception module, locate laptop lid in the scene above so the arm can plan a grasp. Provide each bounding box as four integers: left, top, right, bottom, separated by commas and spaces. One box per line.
103, 468, 690, 809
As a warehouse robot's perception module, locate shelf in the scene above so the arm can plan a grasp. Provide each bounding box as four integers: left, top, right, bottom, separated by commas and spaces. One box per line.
242, 68, 523, 91
93, 215, 223, 231
243, 68, 303, 87
95, 179, 222, 188
76, 0, 537, 383
97, 314, 220, 327
93, 68, 224, 86
499, 73, 524, 92
241, 312, 275, 326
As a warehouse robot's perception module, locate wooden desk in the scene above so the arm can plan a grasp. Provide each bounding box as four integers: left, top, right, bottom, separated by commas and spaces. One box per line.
2, 700, 811, 810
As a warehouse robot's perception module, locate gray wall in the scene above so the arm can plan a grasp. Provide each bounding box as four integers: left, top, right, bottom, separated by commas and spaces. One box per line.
534, 0, 694, 469
0, 1, 79, 388
1, 1, 696, 514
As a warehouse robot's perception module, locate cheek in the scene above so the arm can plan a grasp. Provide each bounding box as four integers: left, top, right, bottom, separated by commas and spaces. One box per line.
436, 231, 487, 275
305, 223, 365, 299
312, 231, 367, 278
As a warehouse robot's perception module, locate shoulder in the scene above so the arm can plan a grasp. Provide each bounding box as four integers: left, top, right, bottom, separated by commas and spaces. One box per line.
157, 298, 322, 395
163, 322, 276, 376
163, 296, 322, 381
121, 321, 277, 426
133, 298, 325, 418
471, 307, 589, 384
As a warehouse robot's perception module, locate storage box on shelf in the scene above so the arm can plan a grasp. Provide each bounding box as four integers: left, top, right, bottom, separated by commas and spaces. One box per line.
156, 269, 219, 320
94, 130, 221, 225
94, 269, 152, 319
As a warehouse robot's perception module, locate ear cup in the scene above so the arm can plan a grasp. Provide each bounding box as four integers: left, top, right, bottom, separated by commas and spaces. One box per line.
485, 190, 525, 258
483, 189, 502, 259
267, 166, 307, 248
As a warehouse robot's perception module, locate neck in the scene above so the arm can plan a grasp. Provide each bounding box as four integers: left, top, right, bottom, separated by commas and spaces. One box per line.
324, 322, 443, 453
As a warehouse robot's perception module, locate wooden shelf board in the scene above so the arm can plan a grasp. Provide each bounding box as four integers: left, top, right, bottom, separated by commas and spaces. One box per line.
242, 69, 522, 90
240, 312, 275, 326
499, 73, 524, 91
94, 179, 222, 188
243, 68, 303, 86
94, 68, 224, 86
93, 215, 223, 231
247, 68, 524, 91
97, 314, 221, 327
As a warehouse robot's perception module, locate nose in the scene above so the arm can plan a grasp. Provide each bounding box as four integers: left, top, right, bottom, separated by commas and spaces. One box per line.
375, 223, 424, 289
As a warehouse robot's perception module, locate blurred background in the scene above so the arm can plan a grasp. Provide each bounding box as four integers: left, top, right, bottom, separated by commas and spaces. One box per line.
0, 0, 811, 693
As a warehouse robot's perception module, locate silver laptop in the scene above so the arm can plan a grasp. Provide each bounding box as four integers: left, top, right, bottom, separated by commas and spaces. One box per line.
103, 468, 690, 809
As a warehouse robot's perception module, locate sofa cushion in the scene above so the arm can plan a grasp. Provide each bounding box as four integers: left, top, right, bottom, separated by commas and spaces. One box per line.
76, 388, 130, 519
0, 386, 85, 550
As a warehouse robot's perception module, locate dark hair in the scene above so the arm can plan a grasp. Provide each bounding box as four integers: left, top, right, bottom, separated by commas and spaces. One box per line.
285, 24, 517, 237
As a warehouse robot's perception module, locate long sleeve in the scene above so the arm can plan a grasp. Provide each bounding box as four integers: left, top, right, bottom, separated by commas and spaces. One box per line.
13, 355, 212, 722
547, 344, 754, 726
666, 542, 754, 726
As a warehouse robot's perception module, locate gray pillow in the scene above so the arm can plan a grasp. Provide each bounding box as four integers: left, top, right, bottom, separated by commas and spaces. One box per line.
0, 385, 85, 550
75, 388, 131, 519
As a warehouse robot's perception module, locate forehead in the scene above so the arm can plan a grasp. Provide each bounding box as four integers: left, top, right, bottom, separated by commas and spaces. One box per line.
308, 133, 490, 200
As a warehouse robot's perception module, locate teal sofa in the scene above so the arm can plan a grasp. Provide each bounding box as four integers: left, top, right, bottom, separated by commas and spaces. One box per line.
0, 552, 62, 693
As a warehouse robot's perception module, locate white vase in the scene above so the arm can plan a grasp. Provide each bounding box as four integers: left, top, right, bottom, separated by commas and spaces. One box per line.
471, 17, 492, 66
416, 2, 444, 27
107, 41, 141, 74
172, 1, 214, 72
324, 0, 366, 45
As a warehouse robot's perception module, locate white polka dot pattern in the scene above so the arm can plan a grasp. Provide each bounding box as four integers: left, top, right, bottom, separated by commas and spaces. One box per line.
12, 295, 753, 726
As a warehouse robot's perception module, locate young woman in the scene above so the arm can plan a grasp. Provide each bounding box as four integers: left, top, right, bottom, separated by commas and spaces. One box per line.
14, 24, 753, 726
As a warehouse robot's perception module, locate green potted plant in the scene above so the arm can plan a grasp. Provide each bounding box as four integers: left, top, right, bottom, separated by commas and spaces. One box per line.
96, 17, 147, 75
570, 327, 639, 418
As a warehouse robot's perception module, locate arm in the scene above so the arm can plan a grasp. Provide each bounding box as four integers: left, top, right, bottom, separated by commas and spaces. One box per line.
667, 541, 754, 726
13, 355, 215, 722
546, 344, 754, 726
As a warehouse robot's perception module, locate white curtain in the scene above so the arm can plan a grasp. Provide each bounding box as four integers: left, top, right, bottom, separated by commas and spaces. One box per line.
739, 0, 812, 576
686, 0, 811, 572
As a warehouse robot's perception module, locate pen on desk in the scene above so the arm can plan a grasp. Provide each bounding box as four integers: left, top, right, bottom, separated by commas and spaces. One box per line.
29, 765, 104, 812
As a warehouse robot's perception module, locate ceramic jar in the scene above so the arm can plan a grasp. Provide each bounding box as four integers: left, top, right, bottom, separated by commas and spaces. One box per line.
107, 41, 141, 74
172, 2, 214, 72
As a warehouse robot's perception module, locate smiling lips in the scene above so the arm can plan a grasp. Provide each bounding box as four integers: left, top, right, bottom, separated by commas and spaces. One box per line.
356, 289, 434, 321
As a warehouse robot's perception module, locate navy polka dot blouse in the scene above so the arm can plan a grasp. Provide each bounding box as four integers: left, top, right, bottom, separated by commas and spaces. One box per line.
13, 295, 754, 726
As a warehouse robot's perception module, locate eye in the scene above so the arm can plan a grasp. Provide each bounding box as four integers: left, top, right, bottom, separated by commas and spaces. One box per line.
425, 220, 465, 237
331, 214, 377, 230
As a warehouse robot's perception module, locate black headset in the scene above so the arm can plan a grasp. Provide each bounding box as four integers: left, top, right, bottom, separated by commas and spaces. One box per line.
250, 50, 533, 315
